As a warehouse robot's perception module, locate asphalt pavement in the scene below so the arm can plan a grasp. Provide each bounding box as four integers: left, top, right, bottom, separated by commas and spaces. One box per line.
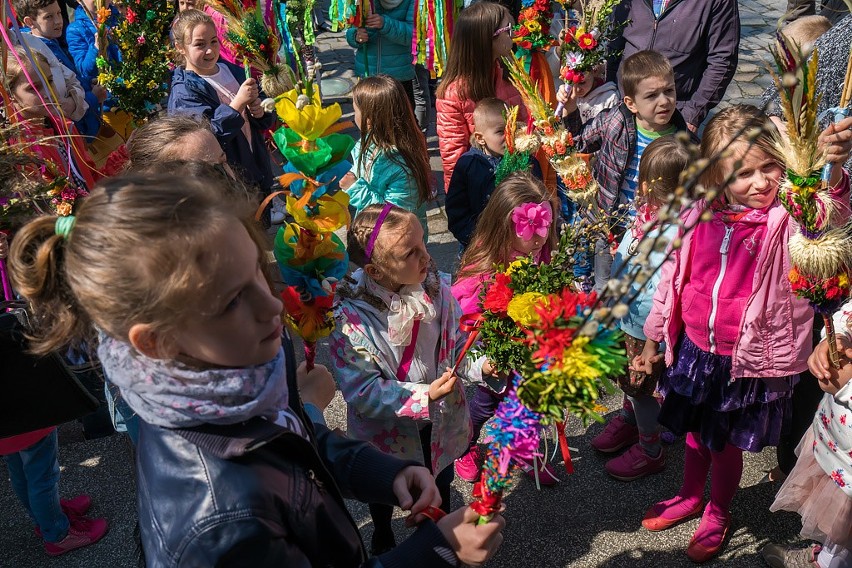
0, 1, 812, 566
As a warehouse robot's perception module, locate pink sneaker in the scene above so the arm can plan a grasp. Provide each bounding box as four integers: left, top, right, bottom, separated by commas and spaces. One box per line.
454, 447, 482, 482
35, 494, 94, 538
605, 443, 665, 481
43, 515, 108, 556
518, 457, 560, 486
590, 414, 639, 453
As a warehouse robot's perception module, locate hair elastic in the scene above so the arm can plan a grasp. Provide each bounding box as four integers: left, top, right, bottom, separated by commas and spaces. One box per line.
364, 203, 394, 262
54, 215, 76, 240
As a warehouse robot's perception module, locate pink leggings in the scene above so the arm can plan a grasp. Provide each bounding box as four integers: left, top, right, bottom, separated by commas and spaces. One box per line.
678, 432, 743, 517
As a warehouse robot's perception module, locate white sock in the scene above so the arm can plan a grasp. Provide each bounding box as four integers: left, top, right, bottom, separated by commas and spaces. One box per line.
818, 539, 851, 568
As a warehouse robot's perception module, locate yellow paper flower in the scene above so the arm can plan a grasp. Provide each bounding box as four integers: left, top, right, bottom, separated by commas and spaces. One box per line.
557, 336, 601, 380
282, 223, 345, 265
506, 257, 530, 275
507, 292, 547, 327
525, 20, 541, 33
275, 88, 342, 141
286, 190, 350, 233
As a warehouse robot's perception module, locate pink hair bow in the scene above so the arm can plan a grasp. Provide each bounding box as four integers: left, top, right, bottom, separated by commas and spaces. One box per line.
512, 202, 552, 241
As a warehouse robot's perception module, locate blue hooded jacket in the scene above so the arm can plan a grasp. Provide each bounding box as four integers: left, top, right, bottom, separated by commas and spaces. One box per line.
65, 5, 121, 88
168, 62, 276, 192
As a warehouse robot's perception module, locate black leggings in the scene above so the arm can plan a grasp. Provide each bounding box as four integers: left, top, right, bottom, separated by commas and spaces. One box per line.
368, 424, 454, 539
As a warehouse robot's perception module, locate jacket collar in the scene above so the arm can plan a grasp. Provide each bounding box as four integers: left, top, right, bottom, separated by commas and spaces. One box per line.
173, 418, 289, 459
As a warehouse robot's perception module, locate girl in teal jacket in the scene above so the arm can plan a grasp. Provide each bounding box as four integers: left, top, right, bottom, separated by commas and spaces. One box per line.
346, 0, 414, 85
340, 76, 433, 238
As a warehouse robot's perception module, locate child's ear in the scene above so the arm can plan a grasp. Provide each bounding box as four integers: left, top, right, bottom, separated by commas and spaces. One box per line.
623, 95, 638, 115
472, 131, 486, 147
22, 15, 35, 28
128, 323, 176, 359
364, 262, 383, 282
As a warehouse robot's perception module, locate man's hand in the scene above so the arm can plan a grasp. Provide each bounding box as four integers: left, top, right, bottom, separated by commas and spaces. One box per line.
436, 506, 505, 567
393, 465, 440, 522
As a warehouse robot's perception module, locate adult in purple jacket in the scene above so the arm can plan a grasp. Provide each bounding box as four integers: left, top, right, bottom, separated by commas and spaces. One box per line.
607, 0, 740, 132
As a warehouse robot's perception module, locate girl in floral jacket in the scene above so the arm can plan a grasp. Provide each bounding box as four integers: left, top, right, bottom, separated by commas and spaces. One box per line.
765, 302, 852, 567
331, 204, 478, 555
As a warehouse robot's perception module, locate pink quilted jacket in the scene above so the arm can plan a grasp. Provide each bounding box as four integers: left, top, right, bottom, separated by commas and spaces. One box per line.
436, 63, 525, 191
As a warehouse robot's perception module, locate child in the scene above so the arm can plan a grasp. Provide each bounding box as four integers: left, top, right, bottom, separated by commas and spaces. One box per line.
594, 135, 690, 481
566, 50, 694, 294
446, 97, 542, 250
331, 204, 479, 554
168, 9, 276, 196
556, 63, 620, 126
436, 1, 524, 192
125, 114, 229, 173
65, 0, 121, 92
633, 105, 852, 563
338, 75, 433, 238
452, 172, 560, 485
5, 47, 114, 187
8, 173, 505, 567
762, 313, 852, 568
15, 0, 104, 139
176, 0, 238, 65
781, 14, 833, 51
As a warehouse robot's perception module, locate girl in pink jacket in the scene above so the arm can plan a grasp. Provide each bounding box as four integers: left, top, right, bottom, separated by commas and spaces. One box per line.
633, 105, 852, 563
435, 2, 524, 192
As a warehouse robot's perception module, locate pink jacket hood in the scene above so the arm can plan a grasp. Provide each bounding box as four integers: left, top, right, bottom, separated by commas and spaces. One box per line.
644, 173, 850, 379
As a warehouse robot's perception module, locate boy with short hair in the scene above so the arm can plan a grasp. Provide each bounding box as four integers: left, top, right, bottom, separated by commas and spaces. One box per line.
565, 50, 696, 293
446, 97, 542, 250
14, 0, 104, 137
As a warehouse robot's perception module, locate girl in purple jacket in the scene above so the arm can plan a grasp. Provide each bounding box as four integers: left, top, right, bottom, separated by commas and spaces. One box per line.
633, 105, 852, 563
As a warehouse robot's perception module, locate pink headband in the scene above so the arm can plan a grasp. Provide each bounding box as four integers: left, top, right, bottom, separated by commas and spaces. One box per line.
512, 202, 552, 241
364, 203, 395, 261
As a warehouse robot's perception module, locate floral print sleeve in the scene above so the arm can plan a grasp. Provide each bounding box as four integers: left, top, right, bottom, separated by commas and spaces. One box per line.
330, 328, 431, 422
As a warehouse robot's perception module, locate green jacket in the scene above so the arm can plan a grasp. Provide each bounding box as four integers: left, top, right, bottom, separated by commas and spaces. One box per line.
345, 0, 415, 81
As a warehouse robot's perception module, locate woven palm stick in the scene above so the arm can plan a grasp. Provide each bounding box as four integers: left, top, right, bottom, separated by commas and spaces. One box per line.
824, 313, 842, 369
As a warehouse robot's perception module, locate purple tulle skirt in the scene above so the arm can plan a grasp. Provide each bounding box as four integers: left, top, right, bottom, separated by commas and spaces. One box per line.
658, 334, 798, 453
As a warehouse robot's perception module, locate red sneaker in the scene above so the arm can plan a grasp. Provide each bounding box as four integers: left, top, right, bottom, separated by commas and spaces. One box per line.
590, 414, 639, 453
62, 495, 92, 517
642, 498, 704, 532
454, 447, 482, 482
605, 444, 665, 481
43, 515, 108, 556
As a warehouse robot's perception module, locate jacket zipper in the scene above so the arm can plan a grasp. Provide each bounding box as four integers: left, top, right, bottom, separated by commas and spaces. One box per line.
708, 225, 733, 353
643, 0, 686, 50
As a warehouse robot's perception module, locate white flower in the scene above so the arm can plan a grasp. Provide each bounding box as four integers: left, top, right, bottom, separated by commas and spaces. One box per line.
261, 98, 277, 113
563, 51, 585, 69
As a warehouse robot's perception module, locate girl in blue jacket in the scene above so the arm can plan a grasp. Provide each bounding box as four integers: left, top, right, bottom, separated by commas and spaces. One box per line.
168, 9, 276, 195
339, 75, 433, 238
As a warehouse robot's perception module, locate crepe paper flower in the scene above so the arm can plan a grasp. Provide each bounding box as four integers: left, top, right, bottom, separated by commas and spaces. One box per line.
96, 6, 111, 24
279, 255, 348, 298
512, 202, 552, 240
506, 258, 530, 275
507, 292, 547, 327
126, 8, 137, 23
281, 285, 337, 342
276, 223, 346, 266
285, 190, 350, 234
483, 272, 514, 314
577, 33, 597, 50
563, 51, 585, 69
275, 88, 342, 141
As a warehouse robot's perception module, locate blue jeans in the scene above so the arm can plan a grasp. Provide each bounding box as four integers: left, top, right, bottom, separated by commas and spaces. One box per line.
5, 431, 69, 542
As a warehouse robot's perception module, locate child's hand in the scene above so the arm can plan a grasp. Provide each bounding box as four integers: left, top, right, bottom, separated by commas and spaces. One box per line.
355, 27, 369, 44
436, 506, 505, 567
429, 368, 458, 401
393, 465, 441, 523
365, 13, 384, 28
231, 78, 259, 112
482, 359, 498, 377
808, 336, 852, 395
818, 116, 852, 187
630, 340, 662, 376
556, 83, 577, 116
247, 97, 264, 118
296, 362, 336, 411
92, 81, 108, 104
338, 171, 356, 190
59, 96, 78, 116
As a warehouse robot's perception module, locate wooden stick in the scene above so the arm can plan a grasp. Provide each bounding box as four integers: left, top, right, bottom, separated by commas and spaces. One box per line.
841, 46, 852, 108
823, 313, 841, 370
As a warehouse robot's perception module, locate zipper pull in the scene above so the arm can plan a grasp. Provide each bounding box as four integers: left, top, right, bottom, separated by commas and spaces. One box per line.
720, 226, 734, 254
307, 469, 325, 493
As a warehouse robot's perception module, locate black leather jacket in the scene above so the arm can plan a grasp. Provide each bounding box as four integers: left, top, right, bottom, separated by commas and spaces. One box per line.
135, 339, 457, 567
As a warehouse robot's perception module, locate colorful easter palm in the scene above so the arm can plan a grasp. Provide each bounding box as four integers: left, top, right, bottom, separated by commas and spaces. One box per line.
770, 33, 852, 367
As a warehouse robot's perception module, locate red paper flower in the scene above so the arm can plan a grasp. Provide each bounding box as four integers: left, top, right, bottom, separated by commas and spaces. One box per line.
483, 272, 514, 314
577, 33, 598, 50
470, 481, 503, 517
126, 8, 137, 23
520, 40, 533, 50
